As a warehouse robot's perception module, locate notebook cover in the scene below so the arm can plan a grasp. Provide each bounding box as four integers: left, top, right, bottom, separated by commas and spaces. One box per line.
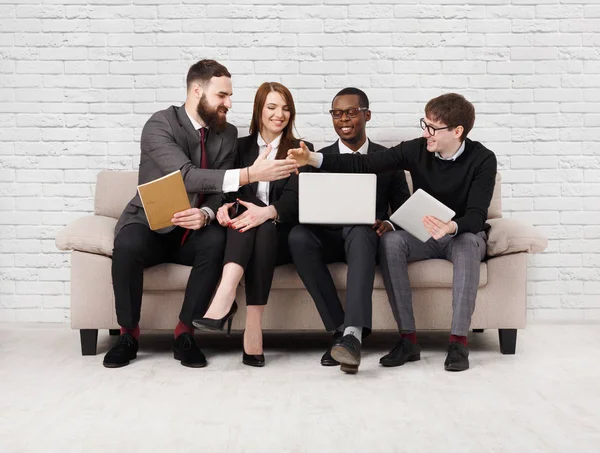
137, 170, 191, 231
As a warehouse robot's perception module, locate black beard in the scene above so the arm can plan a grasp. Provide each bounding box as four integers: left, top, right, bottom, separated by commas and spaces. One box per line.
196, 93, 228, 133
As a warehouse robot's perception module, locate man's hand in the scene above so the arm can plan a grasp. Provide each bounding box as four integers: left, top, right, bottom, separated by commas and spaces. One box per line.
172, 208, 207, 230
249, 144, 298, 183
372, 219, 394, 237
287, 141, 313, 168
423, 216, 456, 240
229, 200, 276, 233
216, 202, 235, 227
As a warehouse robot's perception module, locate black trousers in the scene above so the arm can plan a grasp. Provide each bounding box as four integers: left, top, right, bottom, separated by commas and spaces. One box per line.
288, 224, 379, 334
112, 223, 226, 328
223, 221, 292, 306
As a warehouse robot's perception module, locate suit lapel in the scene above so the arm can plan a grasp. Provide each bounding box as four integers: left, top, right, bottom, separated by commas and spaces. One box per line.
176, 105, 201, 167
249, 139, 260, 195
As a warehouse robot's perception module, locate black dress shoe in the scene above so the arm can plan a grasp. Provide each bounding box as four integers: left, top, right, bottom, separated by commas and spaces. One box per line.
331, 334, 361, 374
242, 351, 265, 367
173, 333, 207, 368
321, 332, 343, 366
103, 333, 138, 368
444, 342, 469, 372
379, 338, 421, 367
192, 301, 238, 335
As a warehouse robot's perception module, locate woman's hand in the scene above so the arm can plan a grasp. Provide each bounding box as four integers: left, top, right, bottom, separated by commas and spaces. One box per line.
230, 200, 277, 233
216, 202, 235, 227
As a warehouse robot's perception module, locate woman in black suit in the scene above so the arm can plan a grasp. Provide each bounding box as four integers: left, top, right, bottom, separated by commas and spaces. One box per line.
193, 82, 313, 366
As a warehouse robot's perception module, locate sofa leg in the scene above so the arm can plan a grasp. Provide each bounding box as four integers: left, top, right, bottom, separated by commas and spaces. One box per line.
80, 329, 98, 356
109, 329, 120, 336
498, 329, 517, 355
473, 329, 484, 333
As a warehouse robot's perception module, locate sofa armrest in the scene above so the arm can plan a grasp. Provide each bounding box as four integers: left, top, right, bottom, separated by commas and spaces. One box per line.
486, 218, 548, 257
55, 215, 116, 257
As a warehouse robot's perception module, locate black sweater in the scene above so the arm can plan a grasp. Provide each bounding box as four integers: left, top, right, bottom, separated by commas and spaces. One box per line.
320, 137, 497, 235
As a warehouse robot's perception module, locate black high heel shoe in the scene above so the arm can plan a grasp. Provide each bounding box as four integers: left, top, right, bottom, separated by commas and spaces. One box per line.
242, 351, 265, 367
192, 301, 238, 335
242, 329, 265, 367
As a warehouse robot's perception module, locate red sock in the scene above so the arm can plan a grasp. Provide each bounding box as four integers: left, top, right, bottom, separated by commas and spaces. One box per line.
401, 332, 417, 344
450, 334, 467, 347
120, 325, 140, 340
174, 320, 194, 339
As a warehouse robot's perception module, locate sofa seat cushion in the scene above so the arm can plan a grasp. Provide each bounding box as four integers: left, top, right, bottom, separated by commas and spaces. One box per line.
142, 260, 488, 291
269, 261, 487, 289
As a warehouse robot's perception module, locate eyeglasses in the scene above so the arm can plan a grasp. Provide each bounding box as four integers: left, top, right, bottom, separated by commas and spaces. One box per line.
420, 118, 452, 136
329, 107, 368, 119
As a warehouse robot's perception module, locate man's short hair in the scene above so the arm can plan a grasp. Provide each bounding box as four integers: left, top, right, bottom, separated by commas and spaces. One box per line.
425, 93, 475, 141
332, 87, 369, 109
186, 59, 231, 90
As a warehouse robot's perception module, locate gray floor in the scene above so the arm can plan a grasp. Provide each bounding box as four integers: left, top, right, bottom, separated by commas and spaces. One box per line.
1, 323, 599, 453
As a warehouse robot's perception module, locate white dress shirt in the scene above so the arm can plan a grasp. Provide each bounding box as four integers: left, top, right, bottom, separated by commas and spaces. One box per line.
256, 133, 282, 206
338, 137, 369, 156
186, 112, 240, 221
435, 140, 465, 161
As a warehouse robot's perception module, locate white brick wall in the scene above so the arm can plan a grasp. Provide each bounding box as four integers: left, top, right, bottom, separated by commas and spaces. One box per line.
1, 0, 599, 323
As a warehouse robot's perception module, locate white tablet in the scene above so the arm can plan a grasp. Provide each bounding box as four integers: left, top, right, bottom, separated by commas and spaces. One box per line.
389, 189, 456, 242
299, 173, 377, 225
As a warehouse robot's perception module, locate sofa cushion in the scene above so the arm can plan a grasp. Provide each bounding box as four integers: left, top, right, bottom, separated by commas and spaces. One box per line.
55, 215, 116, 256
95, 170, 138, 220
486, 218, 548, 257
142, 260, 488, 291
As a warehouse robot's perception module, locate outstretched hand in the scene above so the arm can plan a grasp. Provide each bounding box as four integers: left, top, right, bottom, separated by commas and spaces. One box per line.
287, 141, 311, 169
250, 143, 298, 182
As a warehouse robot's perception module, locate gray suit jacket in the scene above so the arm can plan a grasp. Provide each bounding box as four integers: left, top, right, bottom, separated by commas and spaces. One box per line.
115, 104, 238, 236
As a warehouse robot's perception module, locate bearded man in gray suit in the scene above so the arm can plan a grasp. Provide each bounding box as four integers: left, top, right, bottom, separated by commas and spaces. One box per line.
104, 60, 298, 369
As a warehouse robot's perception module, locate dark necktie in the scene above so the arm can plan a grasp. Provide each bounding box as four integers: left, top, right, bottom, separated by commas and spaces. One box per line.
181, 127, 208, 245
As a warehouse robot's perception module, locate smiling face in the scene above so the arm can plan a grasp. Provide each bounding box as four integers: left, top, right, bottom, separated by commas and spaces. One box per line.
331, 94, 370, 148
194, 75, 233, 132
260, 91, 290, 139
421, 115, 463, 155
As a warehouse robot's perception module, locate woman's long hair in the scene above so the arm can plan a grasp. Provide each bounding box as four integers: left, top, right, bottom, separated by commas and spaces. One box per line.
249, 82, 300, 160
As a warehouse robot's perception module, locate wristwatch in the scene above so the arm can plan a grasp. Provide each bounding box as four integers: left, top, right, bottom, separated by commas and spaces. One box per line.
199, 208, 211, 227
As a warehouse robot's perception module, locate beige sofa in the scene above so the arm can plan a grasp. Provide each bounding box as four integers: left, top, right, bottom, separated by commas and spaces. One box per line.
56, 170, 547, 356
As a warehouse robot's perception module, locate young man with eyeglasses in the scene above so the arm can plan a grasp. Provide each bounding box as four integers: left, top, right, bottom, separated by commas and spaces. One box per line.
289, 93, 497, 372
288, 88, 410, 374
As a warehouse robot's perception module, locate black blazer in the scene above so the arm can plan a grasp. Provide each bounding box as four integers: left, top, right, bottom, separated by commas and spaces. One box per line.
226, 134, 314, 225
318, 140, 411, 223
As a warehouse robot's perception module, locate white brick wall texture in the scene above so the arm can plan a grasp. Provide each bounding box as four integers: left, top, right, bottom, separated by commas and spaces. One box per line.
1, 0, 599, 323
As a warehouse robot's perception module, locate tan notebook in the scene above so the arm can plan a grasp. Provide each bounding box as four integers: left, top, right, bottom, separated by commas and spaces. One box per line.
137, 170, 191, 231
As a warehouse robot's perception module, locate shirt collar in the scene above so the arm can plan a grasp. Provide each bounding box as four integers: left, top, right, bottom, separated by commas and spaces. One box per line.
435, 140, 465, 161
185, 110, 207, 132
338, 138, 369, 155
257, 133, 282, 149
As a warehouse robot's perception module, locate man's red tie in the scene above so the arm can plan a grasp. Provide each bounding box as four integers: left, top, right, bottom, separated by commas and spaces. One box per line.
180, 127, 207, 246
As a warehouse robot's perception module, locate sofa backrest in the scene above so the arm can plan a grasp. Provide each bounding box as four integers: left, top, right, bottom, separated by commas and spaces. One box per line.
95, 170, 138, 219
94, 170, 503, 220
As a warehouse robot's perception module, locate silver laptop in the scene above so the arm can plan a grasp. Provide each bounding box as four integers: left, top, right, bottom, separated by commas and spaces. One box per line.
389, 189, 456, 242
299, 173, 377, 225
